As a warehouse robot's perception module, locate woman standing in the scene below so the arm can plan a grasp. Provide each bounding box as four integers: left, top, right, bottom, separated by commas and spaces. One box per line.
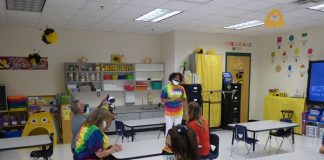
161, 72, 187, 133
187, 102, 210, 159
74, 107, 122, 160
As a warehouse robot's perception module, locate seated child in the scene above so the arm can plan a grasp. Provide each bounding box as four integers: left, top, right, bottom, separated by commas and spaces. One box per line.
162, 124, 201, 160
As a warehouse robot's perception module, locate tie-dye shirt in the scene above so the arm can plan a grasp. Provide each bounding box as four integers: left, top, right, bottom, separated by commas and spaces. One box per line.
75, 125, 109, 160
161, 84, 187, 117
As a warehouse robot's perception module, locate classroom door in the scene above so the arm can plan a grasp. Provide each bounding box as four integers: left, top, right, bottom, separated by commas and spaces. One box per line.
226, 53, 251, 123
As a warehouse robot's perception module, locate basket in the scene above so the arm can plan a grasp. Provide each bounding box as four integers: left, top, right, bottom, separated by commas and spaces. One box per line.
305, 125, 317, 137
151, 81, 162, 90
124, 85, 135, 91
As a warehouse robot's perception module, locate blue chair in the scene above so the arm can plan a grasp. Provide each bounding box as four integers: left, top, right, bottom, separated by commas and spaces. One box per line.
115, 121, 135, 143
264, 118, 294, 152
202, 133, 219, 160
231, 125, 258, 158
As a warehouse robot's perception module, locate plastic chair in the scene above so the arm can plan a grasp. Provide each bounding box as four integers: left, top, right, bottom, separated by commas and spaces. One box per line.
231, 125, 258, 158
30, 133, 54, 160
264, 118, 294, 152
202, 133, 219, 160
115, 121, 136, 143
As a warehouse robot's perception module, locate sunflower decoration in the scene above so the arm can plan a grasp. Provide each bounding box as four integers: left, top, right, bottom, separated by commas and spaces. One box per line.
111, 54, 121, 63
42, 28, 58, 45
194, 48, 203, 54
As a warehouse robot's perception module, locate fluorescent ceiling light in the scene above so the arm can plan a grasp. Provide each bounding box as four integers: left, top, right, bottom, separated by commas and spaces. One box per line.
224, 20, 264, 30
135, 8, 182, 22
307, 4, 324, 12
6, 0, 46, 12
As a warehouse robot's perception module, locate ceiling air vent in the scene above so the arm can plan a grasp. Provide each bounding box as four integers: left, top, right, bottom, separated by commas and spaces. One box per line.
6, 0, 46, 12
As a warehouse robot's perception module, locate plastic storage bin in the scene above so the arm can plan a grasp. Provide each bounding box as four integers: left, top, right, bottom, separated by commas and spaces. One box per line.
151, 81, 162, 90
4, 130, 22, 138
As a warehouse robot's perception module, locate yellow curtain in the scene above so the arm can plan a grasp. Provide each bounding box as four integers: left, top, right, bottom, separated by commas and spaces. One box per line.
195, 54, 223, 127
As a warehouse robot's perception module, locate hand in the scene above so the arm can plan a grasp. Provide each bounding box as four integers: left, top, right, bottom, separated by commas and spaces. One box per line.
320, 146, 324, 154
110, 144, 122, 153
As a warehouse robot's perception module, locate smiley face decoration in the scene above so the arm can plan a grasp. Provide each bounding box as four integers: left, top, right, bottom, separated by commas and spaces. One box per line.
265, 9, 285, 28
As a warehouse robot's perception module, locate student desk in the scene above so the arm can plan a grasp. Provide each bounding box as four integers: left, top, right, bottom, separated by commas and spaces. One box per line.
0, 135, 51, 151
136, 155, 164, 160
229, 120, 299, 152
112, 139, 165, 160
123, 117, 165, 142
252, 150, 324, 160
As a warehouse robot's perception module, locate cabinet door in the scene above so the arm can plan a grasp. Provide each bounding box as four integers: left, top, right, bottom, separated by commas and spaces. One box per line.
125, 113, 140, 120
140, 112, 153, 119
152, 111, 164, 118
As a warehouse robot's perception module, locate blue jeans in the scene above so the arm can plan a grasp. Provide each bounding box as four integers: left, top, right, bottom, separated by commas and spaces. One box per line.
322, 134, 324, 145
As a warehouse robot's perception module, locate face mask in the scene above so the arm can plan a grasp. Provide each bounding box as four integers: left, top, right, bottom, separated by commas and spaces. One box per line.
172, 80, 180, 86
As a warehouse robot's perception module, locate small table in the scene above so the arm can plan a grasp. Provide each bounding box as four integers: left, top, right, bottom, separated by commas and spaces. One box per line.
228, 120, 299, 152
123, 117, 165, 142
112, 139, 165, 159
0, 135, 51, 151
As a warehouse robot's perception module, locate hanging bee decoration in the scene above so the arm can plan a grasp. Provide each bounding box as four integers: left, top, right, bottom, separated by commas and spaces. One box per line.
42, 28, 58, 45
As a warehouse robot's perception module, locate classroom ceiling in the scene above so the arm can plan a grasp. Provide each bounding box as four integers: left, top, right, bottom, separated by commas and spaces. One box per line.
0, 0, 324, 35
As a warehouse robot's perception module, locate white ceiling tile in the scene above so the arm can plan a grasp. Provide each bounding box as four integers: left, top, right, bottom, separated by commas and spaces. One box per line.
160, 1, 200, 11
89, 0, 129, 5
258, 0, 295, 5
106, 11, 137, 20
116, 4, 154, 14
82, 1, 120, 11
284, 9, 316, 18
221, 17, 251, 26
127, 0, 170, 7
285, 16, 308, 25
217, 9, 252, 18
45, 0, 87, 8
75, 9, 111, 17
302, 10, 324, 21
7, 10, 41, 18
38, 19, 68, 26
242, 11, 266, 20
40, 13, 74, 21
189, 5, 229, 15
92, 22, 121, 30
43, 6, 80, 15
207, 0, 252, 8
199, 14, 229, 22
235, 1, 277, 11
71, 15, 103, 23
99, 17, 129, 25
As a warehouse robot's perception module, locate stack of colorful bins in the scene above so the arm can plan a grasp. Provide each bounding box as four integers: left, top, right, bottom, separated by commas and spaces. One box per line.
7, 96, 27, 111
